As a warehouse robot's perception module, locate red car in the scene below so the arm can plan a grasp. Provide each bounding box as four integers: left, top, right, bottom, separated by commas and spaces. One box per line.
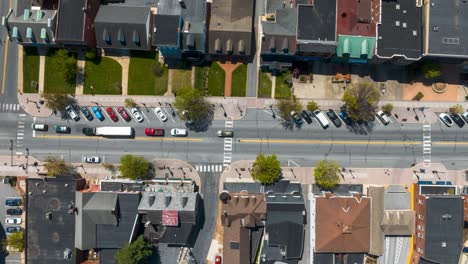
145, 128, 164, 136
106, 107, 118, 122
117, 107, 131, 122
215, 255, 222, 264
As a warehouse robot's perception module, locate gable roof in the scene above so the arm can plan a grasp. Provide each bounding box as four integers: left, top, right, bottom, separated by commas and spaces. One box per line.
56, 0, 86, 42
153, 14, 180, 46
94, 5, 151, 50
380, 211, 415, 235
5, 8, 57, 44
315, 196, 371, 253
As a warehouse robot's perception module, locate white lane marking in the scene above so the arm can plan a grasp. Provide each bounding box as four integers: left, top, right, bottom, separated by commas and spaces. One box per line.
19, 113, 26, 117
18, 125, 24, 129
17, 133, 24, 136
32, 117, 36, 137
15, 152, 23, 155
140, 110, 151, 124
17, 137, 23, 140
163, 108, 175, 123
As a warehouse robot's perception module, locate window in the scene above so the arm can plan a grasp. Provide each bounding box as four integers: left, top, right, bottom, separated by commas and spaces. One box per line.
418, 214, 424, 220
417, 247, 423, 253
418, 199, 424, 205
418, 233, 424, 239
418, 225, 424, 231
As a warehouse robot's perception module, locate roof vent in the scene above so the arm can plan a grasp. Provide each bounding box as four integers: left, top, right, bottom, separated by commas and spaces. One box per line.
265, 13, 275, 21
45, 212, 52, 220
396, 4, 400, 9
148, 194, 156, 206
402, 22, 407, 28
433, 26, 439, 32
441, 242, 447, 247
63, 248, 72, 259
395, 21, 400, 26
441, 214, 452, 220
413, 30, 417, 36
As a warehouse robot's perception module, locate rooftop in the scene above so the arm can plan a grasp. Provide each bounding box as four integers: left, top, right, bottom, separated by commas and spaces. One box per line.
209, 0, 253, 33
56, 0, 86, 41
312, 184, 363, 196
384, 185, 411, 210
376, 0, 422, 60
297, 2, 336, 42
223, 179, 302, 194
427, 0, 468, 57
315, 195, 371, 253
26, 176, 76, 264
153, 14, 180, 46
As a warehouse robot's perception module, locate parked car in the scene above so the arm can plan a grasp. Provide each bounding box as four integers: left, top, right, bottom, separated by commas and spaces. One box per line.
145, 128, 164, 137
300, 110, 313, 124
171, 128, 188, 137
31, 123, 48, 131
80, 106, 93, 121
117, 107, 131, 122
5, 199, 21, 206
5, 218, 21, 224
106, 107, 119, 122
376, 111, 391, 126
65, 105, 80, 121
438, 113, 454, 127
6, 226, 22, 233
217, 130, 234, 137
450, 113, 465, 128
215, 255, 222, 264
91, 106, 105, 121
154, 107, 168, 122
290, 111, 303, 125
131, 108, 144, 123
83, 156, 101, 163
6, 208, 22, 215
54, 125, 71, 134
339, 111, 354, 127
462, 111, 468, 123
327, 110, 342, 128
182, 110, 194, 125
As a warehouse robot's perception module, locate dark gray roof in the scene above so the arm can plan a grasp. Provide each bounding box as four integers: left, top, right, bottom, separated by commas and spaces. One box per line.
209, 31, 252, 56
223, 180, 302, 194
312, 184, 363, 196
99, 249, 118, 264
313, 253, 334, 264
261, 7, 297, 55
138, 192, 198, 213
6, 9, 57, 44
158, 223, 197, 245
94, 5, 151, 50
297, 42, 336, 54
56, 0, 86, 41
427, 0, 468, 57
376, 0, 422, 60
153, 14, 180, 46
26, 177, 76, 264
100, 181, 143, 192
297, 3, 336, 42
424, 197, 464, 264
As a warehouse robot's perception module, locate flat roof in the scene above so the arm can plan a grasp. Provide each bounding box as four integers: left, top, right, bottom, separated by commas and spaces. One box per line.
56, 0, 86, 41
297, 2, 336, 42
376, 0, 422, 60
336, 0, 378, 37
427, 0, 468, 57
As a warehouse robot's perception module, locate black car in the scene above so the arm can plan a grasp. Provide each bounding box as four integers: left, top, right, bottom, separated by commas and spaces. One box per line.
339, 111, 354, 127
80, 106, 94, 121
6, 226, 22, 233
450, 113, 465, 128
6, 208, 22, 215
300, 110, 313, 124
290, 111, 303, 126
327, 110, 342, 127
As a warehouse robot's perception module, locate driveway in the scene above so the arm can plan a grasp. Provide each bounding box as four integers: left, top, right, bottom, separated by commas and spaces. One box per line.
0, 179, 21, 264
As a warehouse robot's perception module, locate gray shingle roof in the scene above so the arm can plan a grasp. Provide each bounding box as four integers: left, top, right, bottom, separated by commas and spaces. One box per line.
153, 14, 180, 46
138, 191, 198, 213
297, 3, 336, 42
56, 0, 86, 42
5, 9, 57, 44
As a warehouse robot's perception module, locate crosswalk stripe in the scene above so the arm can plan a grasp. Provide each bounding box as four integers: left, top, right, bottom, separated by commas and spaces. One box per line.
18, 125, 24, 129
17, 133, 24, 136
19, 113, 26, 117
17, 137, 24, 140
15, 152, 23, 155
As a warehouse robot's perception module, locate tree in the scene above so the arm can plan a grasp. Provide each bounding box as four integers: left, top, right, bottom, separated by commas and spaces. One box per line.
421, 61, 441, 79
116, 235, 152, 264
382, 103, 394, 114
44, 156, 76, 177
174, 87, 212, 124
313, 160, 340, 190
2, 231, 24, 252
41, 93, 70, 112
125, 98, 137, 108
251, 153, 281, 185
102, 163, 118, 177
450, 104, 464, 114
54, 49, 77, 85
342, 83, 380, 121
119, 155, 150, 180
306, 101, 319, 112
277, 95, 302, 120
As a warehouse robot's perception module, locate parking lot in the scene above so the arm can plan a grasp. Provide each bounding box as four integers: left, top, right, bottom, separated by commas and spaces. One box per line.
0, 179, 22, 264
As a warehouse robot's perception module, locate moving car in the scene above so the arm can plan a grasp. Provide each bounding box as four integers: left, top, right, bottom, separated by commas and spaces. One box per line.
450, 113, 465, 128
171, 128, 188, 137
376, 111, 391, 126
145, 128, 164, 136
217, 130, 234, 137
91, 106, 105, 121
6, 226, 22, 233
31, 123, 48, 131
117, 107, 131, 122
54, 125, 71, 134
80, 106, 93, 121
313, 110, 330, 129
83, 156, 101, 163
438, 113, 454, 127
65, 105, 80, 121
5, 218, 21, 224
6, 208, 22, 215
131, 108, 144, 123
300, 110, 313, 124
327, 110, 342, 128
154, 107, 168, 122
5, 199, 21, 206
290, 111, 303, 125
106, 107, 119, 122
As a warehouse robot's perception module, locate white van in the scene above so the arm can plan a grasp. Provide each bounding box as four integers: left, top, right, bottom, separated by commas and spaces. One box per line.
31, 123, 48, 131
376, 111, 390, 125
313, 110, 330, 129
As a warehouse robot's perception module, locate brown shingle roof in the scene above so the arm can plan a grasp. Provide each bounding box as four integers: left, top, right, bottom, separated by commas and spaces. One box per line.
315, 196, 371, 253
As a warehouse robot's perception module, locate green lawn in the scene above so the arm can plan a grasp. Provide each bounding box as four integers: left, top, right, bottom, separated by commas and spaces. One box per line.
44, 50, 76, 94
258, 71, 272, 98
194, 66, 207, 92
231, 64, 247, 97
172, 68, 192, 93
207, 62, 225, 96
83, 57, 122, 95
275, 74, 292, 99
128, 51, 168, 95
23, 47, 40, 93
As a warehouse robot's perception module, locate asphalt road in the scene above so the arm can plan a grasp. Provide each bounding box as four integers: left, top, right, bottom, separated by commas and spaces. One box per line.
0, 107, 467, 169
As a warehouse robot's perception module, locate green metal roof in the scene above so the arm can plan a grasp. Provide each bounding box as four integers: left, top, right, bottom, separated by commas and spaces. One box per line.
336, 35, 376, 59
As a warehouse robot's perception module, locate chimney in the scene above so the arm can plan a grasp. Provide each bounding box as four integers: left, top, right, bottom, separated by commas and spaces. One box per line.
148, 194, 155, 206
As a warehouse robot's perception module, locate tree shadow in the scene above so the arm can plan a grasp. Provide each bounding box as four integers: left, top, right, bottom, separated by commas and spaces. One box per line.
186, 107, 214, 132
281, 119, 295, 130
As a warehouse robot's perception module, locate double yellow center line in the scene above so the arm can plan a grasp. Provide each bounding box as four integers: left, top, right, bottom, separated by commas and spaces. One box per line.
34, 135, 203, 142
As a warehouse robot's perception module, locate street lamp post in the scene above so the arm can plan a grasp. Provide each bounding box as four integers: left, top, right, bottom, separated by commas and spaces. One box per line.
25, 148, 29, 170
9, 140, 13, 167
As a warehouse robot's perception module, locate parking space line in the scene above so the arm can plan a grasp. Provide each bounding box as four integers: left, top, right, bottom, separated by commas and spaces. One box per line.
140, 110, 151, 124
163, 108, 175, 123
